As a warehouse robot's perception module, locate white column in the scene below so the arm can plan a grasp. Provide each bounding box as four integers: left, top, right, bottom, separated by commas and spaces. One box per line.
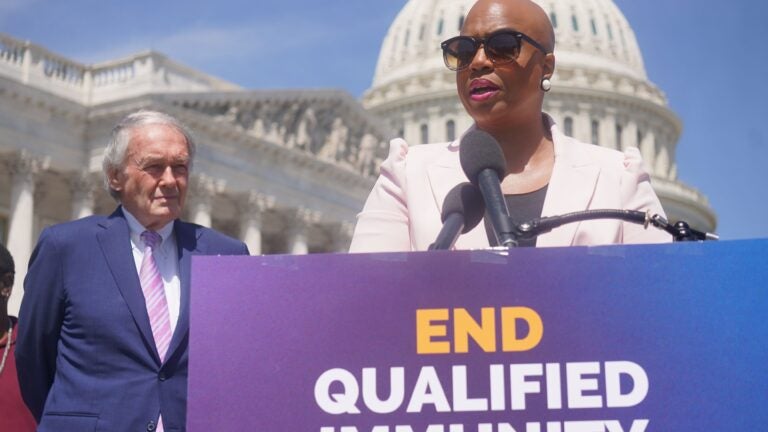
427, 106, 441, 143
402, 111, 415, 143
240, 214, 262, 256
287, 207, 321, 255
600, 110, 617, 150
69, 172, 97, 220
188, 174, 221, 228
576, 107, 592, 144
655, 138, 671, 180
21, 43, 32, 84
6, 152, 47, 315
640, 129, 656, 176
238, 191, 275, 255
623, 120, 638, 152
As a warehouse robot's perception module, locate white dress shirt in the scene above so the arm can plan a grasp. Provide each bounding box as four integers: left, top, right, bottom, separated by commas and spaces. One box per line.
123, 209, 181, 335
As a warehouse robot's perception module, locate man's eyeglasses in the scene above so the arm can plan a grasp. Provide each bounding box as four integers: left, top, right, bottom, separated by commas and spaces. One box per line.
441, 30, 550, 71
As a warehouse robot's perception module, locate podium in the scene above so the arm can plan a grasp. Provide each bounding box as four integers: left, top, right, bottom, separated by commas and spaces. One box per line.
187, 240, 768, 431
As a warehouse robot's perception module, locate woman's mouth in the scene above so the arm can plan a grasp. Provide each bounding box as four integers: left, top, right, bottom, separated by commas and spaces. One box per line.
469, 80, 501, 101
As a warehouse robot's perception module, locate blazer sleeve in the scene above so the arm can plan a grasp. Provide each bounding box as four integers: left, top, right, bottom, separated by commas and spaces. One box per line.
349, 138, 412, 253
620, 147, 673, 244
15, 227, 66, 421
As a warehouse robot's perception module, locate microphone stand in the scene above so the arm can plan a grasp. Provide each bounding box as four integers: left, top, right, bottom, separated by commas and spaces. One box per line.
493, 209, 718, 246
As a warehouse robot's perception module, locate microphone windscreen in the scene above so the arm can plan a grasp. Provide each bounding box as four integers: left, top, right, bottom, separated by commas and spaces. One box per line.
459, 129, 507, 185
441, 182, 486, 233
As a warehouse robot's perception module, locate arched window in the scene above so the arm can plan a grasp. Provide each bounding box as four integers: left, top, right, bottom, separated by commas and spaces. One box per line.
637, 129, 644, 147
571, 14, 579, 32
615, 123, 623, 149
437, 18, 444, 36
564, 117, 574, 137
404, 29, 410, 47
590, 18, 598, 35
419, 24, 425, 41
550, 12, 558, 28
446, 120, 456, 142
420, 124, 429, 143
591, 119, 600, 145
458, 15, 465, 30
607, 23, 614, 40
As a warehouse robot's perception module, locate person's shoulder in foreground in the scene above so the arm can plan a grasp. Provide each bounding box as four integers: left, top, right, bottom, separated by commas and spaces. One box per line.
547, 122, 671, 245
348, 137, 457, 253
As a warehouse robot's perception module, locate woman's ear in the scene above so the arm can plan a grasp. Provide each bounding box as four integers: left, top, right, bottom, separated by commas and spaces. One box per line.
542, 52, 555, 80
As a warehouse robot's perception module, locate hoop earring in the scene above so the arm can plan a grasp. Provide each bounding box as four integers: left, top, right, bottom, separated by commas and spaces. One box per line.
540, 78, 552, 92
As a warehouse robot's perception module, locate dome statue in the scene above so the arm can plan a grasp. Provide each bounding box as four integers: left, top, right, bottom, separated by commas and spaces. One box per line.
363, 0, 716, 232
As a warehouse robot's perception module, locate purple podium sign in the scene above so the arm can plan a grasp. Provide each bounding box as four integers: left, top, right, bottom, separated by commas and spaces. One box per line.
188, 240, 768, 431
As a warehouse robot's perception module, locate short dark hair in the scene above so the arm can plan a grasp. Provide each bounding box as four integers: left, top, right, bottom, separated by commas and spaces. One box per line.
0, 243, 14, 274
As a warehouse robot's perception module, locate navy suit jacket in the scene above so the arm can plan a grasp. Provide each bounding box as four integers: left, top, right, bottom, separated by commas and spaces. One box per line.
16, 207, 249, 432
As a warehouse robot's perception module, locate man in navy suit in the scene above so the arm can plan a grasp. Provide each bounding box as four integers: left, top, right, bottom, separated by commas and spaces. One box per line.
16, 110, 249, 432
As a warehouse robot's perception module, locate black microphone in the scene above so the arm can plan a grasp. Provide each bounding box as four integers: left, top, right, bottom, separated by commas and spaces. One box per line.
429, 182, 486, 250
459, 130, 518, 248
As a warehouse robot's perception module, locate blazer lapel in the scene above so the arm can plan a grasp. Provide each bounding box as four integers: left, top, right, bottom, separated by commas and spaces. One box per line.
426, 141, 465, 214
425, 130, 492, 250
538, 131, 601, 247
97, 208, 158, 360
167, 220, 201, 360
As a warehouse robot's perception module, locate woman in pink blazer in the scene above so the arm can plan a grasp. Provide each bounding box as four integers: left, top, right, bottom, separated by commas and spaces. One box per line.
350, 0, 670, 252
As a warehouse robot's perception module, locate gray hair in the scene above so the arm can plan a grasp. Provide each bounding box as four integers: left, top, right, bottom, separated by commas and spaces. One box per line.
102, 110, 196, 200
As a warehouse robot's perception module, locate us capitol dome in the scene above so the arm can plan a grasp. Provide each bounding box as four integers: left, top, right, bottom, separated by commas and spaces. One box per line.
364, 0, 716, 232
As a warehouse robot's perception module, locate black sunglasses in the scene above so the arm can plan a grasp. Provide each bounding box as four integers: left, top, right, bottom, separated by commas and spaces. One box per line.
441, 30, 550, 71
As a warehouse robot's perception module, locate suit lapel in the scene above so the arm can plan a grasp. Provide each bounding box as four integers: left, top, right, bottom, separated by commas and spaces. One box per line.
97, 208, 158, 359
538, 131, 601, 247
167, 220, 200, 360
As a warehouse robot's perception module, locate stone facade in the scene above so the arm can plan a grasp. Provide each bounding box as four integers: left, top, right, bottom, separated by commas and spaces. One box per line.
0, 33, 390, 314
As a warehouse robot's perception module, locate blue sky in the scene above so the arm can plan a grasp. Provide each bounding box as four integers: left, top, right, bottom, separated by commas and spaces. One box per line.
2, 0, 766, 240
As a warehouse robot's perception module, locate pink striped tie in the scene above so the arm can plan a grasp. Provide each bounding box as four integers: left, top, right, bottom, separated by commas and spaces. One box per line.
139, 231, 172, 362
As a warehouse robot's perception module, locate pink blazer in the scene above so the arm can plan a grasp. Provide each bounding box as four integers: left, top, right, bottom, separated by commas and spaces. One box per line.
349, 120, 671, 253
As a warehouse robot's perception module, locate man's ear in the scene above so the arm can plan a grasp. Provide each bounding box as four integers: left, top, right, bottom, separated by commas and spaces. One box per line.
108, 168, 123, 192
